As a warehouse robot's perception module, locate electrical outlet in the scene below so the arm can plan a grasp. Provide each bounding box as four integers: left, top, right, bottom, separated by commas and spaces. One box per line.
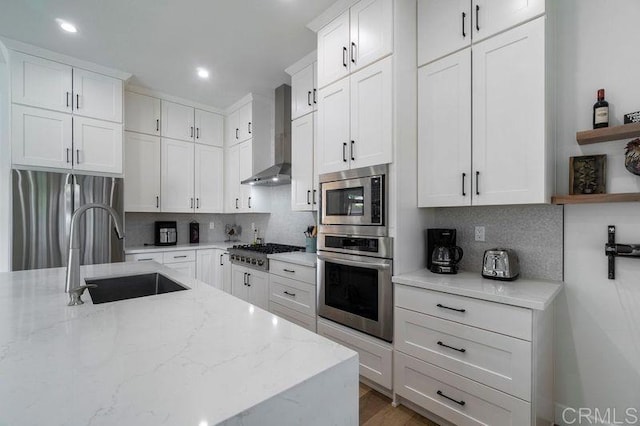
209, 222, 215, 230
475, 226, 485, 242
251, 222, 255, 232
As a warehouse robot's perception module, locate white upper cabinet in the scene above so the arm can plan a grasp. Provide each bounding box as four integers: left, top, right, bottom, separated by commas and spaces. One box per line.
124, 132, 160, 212
195, 144, 224, 213
12, 104, 72, 169
418, 49, 472, 207
11, 52, 72, 113
291, 63, 316, 120
472, 17, 547, 205
349, 0, 393, 72
238, 140, 253, 209
349, 55, 392, 169
317, 10, 350, 89
161, 100, 194, 142
237, 102, 253, 142
291, 113, 315, 211
225, 110, 240, 146
161, 138, 195, 212
125, 92, 160, 135
225, 143, 241, 211
317, 77, 350, 174
72, 68, 122, 123
472, 0, 545, 43
72, 116, 123, 174
418, 0, 471, 66
195, 109, 223, 147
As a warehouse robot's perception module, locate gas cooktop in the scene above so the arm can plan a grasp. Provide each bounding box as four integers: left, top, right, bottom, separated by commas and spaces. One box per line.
228, 243, 305, 271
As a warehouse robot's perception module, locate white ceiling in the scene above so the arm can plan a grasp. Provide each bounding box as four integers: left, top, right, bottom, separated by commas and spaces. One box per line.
0, 0, 335, 109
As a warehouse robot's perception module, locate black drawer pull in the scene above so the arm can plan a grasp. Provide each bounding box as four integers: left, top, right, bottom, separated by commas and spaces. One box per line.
283, 291, 296, 297
437, 341, 466, 353
174, 255, 188, 259
138, 258, 154, 261
283, 269, 296, 273
437, 390, 465, 406
436, 303, 466, 313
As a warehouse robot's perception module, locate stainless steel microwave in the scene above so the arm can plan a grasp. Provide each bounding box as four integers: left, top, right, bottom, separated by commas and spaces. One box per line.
319, 165, 387, 235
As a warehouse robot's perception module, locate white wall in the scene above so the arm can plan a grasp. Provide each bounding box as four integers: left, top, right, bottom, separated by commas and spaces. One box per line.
555, 1, 640, 424
0, 42, 10, 272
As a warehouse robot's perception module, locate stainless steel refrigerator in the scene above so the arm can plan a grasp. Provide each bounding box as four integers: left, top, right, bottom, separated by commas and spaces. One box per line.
12, 169, 124, 271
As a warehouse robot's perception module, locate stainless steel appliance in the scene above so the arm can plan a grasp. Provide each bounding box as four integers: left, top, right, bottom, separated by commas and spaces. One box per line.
155, 221, 177, 246
12, 169, 124, 271
319, 165, 387, 237
482, 248, 520, 281
228, 243, 305, 272
317, 234, 393, 342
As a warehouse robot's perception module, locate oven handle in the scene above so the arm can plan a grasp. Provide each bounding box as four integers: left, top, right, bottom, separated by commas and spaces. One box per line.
318, 253, 391, 270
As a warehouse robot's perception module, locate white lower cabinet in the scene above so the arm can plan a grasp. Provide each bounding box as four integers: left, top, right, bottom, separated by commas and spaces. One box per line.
164, 261, 196, 279
231, 265, 269, 310
268, 260, 317, 332
162, 250, 197, 279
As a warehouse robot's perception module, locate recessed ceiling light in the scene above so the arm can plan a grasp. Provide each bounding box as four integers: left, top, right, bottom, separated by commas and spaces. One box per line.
196, 67, 209, 79
56, 19, 77, 33
272, 177, 279, 182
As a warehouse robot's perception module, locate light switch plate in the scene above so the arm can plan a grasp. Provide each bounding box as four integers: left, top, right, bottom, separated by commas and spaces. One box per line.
475, 226, 485, 242
209, 222, 215, 230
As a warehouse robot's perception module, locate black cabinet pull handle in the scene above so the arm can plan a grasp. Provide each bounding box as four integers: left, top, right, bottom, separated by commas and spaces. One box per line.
196, 198, 200, 209
220, 254, 224, 266
462, 173, 466, 196
308, 91, 312, 106
66, 92, 70, 108
190, 198, 194, 208
156, 119, 159, 132
313, 89, 317, 104
156, 195, 159, 208
283, 269, 295, 273
190, 126, 194, 138
235, 128, 239, 139
248, 122, 252, 134
235, 198, 239, 209
437, 390, 465, 406
313, 189, 317, 204
307, 190, 311, 205
243, 272, 247, 285
462, 12, 466, 38
138, 258, 153, 261
174, 255, 188, 259
475, 4, 480, 31
351, 42, 356, 64
248, 196, 252, 209
342, 46, 348, 67
350, 140, 355, 161
475, 171, 480, 195
246, 273, 251, 286
196, 127, 200, 139
343, 142, 347, 162
76, 94, 80, 109
76, 149, 80, 164
436, 303, 466, 313
437, 341, 466, 353
66, 148, 70, 163
284, 291, 296, 297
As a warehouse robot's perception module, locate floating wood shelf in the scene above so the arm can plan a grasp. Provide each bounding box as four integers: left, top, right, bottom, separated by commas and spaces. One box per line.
552, 193, 640, 205
576, 122, 640, 145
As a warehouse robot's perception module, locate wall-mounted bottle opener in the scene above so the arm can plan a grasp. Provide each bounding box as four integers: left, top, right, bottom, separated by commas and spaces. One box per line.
605, 225, 640, 279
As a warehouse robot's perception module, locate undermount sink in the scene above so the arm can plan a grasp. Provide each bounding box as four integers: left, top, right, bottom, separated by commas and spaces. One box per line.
86, 273, 188, 304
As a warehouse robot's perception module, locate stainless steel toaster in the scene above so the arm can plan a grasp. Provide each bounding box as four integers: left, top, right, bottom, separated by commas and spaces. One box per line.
482, 248, 520, 281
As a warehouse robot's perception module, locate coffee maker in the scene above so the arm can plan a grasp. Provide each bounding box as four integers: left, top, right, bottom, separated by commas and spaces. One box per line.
425, 228, 464, 274
155, 221, 177, 246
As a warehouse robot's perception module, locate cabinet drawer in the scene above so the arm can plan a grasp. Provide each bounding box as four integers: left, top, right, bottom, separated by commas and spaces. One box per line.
395, 284, 532, 340
395, 307, 531, 401
125, 253, 163, 263
270, 302, 317, 332
395, 352, 531, 426
269, 260, 316, 284
162, 250, 196, 264
269, 274, 316, 317
317, 318, 392, 390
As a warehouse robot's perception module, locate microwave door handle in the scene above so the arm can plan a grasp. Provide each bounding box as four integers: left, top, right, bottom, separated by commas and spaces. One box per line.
318, 254, 391, 270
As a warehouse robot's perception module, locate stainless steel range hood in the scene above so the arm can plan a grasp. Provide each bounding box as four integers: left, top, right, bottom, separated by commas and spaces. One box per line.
241, 84, 291, 186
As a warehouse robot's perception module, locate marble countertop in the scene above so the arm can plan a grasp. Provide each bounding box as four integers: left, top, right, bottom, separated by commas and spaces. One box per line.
125, 241, 236, 254
393, 270, 563, 310
267, 252, 317, 268
0, 262, 356, 426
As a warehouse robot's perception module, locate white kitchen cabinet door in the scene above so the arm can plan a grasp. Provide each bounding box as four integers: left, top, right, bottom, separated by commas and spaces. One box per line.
211, 249, 230, 292
291, 64, 315, 120
349, 0, 393, 72
291, 114, 314, 211
472, 17, 546, 206
418, 0, 471, 66
195, 144, 224, 213
225, 110, 240, 146
473, 0, 545, 43
11, 52, 73, 113
161, 100, 194, 142
11, 105, 72, 169
125, 92, 160, 135
124, 132, 160, 212
238, 140, 253, 211
231, 265, 249, 302
196, 249, 216, 287
317, 10, 350, 89
72, 68, 122, 123
237, 102, 253, 142
161, 138, 195, 212
73, 116, 123, 174
317, 77, 350, 174
418, 49, 472, 208
246, 269, 269, 311
165, 262, 196, 279
195, 109, 223, 147
349, 55, 392, 169
221, 253, 232, 294
225, 144, 241, 212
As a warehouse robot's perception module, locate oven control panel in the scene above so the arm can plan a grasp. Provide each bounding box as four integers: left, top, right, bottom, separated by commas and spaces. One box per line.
324, 236, 379, 253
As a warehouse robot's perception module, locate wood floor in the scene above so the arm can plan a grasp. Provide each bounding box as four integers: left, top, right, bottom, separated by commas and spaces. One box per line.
359, 383, 439, 426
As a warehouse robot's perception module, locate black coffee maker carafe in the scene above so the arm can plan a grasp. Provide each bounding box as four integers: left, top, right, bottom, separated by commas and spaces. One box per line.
425, 229, 464, 274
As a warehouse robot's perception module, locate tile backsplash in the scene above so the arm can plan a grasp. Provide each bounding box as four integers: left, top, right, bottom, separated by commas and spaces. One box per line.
432, 204, 564, 281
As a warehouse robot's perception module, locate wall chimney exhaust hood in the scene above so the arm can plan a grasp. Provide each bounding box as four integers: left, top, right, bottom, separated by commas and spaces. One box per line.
242, 84, 291, 186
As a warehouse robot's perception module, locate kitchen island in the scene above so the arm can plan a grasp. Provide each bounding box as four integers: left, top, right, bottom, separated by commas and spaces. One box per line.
0, 262, 358, 426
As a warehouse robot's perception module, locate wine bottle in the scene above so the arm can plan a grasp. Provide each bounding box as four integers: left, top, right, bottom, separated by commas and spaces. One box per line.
593, 88, 609, 129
